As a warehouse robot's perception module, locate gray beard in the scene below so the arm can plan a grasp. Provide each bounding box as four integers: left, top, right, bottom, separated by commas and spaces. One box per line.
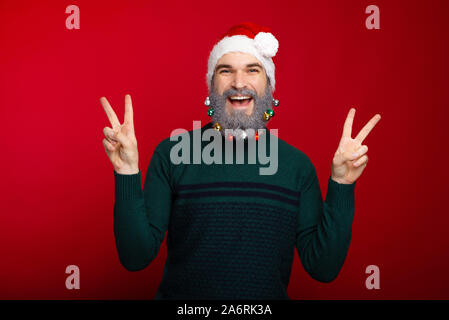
208, 82, 273, 140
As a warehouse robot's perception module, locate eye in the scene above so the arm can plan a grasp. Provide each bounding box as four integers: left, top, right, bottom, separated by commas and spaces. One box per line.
219, 69, 230, 74
249, 68, 259, 73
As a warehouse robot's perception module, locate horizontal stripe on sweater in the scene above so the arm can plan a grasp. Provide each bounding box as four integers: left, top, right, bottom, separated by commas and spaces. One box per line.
175, 181, 300, 207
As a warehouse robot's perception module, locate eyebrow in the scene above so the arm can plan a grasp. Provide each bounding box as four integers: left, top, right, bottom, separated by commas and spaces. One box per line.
215, 63, 264, 71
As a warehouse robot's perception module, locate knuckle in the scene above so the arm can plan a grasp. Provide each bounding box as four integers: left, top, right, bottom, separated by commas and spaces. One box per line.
121, 140, 130, 148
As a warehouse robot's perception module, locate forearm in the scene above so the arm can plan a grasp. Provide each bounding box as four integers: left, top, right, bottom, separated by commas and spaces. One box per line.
113, 171, 162, 271
299, 176, 355, 282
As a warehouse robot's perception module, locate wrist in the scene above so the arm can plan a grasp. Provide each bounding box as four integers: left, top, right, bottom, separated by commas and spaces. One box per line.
115, 167, 140, 175
331, 175, 353, 185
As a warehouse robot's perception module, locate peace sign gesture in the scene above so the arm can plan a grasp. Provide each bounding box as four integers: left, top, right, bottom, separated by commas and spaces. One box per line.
100, 94, 139, 175
331, 108, 381, 184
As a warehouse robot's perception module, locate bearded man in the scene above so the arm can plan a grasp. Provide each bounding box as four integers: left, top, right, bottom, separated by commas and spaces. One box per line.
100, 22, 381, 300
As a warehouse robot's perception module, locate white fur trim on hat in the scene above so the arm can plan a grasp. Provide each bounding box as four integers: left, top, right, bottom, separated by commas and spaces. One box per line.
206, 33, 278, 92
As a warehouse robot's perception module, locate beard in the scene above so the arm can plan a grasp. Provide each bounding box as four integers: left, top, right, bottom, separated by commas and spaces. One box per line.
208, 80, 273, 140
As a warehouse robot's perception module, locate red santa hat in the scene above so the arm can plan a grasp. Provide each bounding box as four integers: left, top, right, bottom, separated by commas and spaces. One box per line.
206, 22, 279, 92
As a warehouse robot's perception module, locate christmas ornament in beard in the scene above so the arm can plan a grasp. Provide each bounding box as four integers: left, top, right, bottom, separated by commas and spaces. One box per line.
208, 78, 274, 140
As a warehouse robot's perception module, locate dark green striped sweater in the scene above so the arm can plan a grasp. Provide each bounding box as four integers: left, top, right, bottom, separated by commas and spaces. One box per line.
113, 121, 356, 300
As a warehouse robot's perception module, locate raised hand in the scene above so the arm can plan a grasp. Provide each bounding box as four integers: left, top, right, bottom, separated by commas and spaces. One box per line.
331, 108, 381, 184
100, 94, 139, 175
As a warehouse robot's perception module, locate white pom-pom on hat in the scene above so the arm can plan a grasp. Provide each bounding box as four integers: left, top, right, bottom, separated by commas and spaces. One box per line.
254, 32, 279, 58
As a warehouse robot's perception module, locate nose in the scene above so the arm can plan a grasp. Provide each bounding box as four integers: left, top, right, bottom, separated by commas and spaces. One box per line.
231, 70, 247, 90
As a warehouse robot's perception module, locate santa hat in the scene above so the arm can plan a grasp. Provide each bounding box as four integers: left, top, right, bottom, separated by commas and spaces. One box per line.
206, 22, 279, 92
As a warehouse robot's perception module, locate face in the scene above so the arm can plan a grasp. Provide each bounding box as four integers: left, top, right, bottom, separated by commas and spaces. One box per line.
208, 52, 274, 137
212, 52, 268, 116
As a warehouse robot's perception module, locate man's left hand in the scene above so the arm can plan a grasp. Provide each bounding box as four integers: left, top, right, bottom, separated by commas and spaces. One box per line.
331, 108, 381, 184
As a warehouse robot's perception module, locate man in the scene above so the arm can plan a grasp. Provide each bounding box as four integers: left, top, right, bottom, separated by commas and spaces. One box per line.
100, 22, 381, 300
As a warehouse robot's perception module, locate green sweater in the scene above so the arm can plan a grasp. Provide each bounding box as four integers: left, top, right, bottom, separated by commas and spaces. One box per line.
113, 121, 356, 300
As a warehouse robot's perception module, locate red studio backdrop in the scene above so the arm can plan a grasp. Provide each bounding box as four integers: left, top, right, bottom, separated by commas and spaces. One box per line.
0, 0, 448, 300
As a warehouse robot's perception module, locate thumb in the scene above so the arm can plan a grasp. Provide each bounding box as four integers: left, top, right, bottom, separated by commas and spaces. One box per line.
112, 129, 129, 147
333, 151, 347, 167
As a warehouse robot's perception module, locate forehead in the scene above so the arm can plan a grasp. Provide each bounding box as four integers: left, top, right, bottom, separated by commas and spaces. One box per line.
216, 52, 263, 68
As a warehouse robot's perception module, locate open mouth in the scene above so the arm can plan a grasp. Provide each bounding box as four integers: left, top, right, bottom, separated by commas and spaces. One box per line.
227, 95, 253, 108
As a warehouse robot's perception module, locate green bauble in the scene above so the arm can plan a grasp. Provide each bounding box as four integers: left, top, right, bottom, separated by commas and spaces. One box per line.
267, 108, 274, 117
207, 107, 215, 116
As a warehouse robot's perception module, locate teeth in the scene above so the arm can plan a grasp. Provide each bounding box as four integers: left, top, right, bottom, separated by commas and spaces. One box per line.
230, 96, 251, 100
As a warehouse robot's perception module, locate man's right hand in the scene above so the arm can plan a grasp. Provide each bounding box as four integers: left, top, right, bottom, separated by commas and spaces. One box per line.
100, 94, 139, 175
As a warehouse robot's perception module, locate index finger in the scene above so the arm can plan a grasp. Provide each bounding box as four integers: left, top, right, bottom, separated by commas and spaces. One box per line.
100, 96, 121, 130
355, 114, 381, 143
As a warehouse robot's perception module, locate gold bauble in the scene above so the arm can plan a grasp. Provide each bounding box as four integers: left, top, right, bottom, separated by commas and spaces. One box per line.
263, 112, 271, 121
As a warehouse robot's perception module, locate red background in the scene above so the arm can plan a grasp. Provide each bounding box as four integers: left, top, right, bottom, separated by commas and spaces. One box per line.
0, 0, 448, 299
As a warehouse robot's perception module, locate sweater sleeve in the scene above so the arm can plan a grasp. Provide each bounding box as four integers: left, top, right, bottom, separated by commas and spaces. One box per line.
113, 148, 173, 271
295, 163, 356, 282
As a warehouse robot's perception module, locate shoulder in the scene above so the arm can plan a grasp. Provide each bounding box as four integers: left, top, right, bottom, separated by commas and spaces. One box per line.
154, 121, 213, 155
275, 133, 315, 172
152, 125, 200, 159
